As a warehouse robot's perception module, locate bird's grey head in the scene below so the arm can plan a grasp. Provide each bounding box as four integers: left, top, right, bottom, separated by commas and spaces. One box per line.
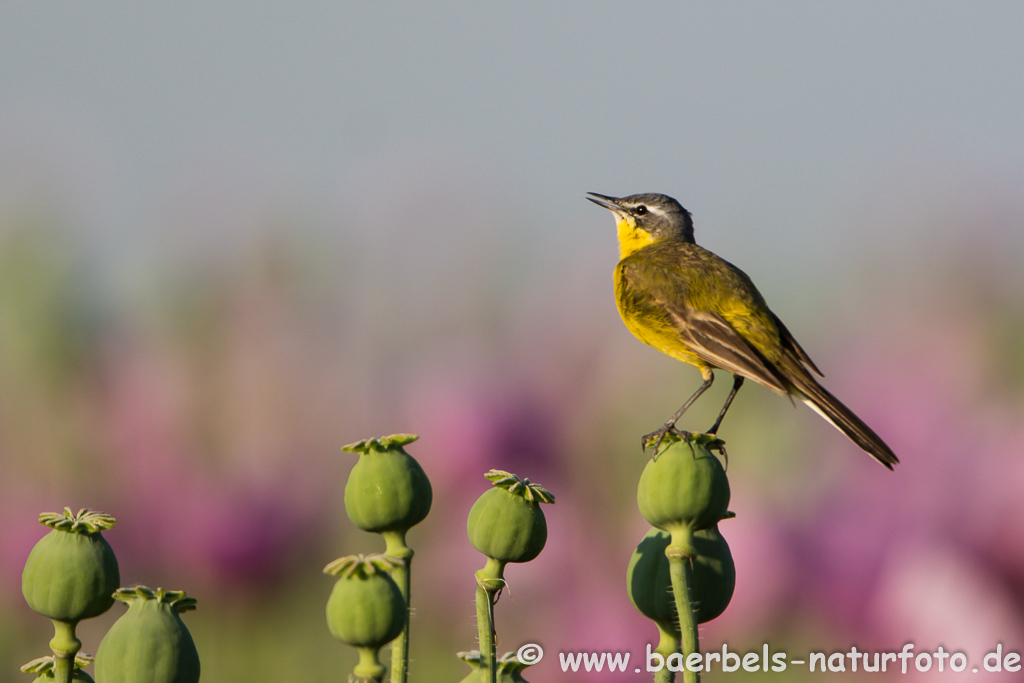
586, 192, 694, 242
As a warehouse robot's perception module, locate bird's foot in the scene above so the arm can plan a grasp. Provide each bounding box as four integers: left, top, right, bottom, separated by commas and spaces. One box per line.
704, 425, 728, 468
642, 425, 728, 462
641, 424, 689, 458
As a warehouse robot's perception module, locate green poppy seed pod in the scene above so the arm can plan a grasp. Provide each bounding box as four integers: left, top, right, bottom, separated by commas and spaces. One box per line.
21, 654, 94, 682
626, 528, 676, 635
467, 470, 555, 564
324, 554, 406, 649
342, 434, 433, 534
93, 587, 200, 683
690, 524, 736, 623
22, 509, 119, 623
457, 651, 533, 683
637, 434, 730, 532
627, 524, 736, 627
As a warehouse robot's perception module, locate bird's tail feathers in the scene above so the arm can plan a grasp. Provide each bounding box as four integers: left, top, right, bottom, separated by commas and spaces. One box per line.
792, 374, 899, 469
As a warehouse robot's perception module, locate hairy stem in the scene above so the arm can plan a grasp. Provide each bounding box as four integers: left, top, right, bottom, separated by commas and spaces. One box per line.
475, 557, 505, 683
381, 530, 413, 683
668, 528, 700, 683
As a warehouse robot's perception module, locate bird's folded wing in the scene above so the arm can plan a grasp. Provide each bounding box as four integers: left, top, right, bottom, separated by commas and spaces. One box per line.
619, 256, 790, 393
770, 311, 823, 376
665, 305, 790, 394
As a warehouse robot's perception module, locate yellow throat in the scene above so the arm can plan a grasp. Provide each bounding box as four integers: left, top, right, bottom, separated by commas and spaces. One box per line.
616, 215, 657, 259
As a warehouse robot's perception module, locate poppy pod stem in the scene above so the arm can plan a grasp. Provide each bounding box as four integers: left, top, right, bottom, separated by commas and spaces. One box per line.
380, 530, 413, 683
667, 529, 700, 683
474, 557, 506, 683
353, 646, 388, 682
49, 619, 81, 683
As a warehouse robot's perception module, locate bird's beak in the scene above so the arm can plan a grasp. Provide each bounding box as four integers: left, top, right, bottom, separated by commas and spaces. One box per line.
586, 192, 622, 212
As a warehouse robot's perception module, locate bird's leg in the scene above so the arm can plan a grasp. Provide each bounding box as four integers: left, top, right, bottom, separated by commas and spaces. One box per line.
642, 372, 715, 455
706, 375, 745, 435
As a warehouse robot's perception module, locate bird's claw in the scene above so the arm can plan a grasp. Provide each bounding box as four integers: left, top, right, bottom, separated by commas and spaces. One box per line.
641, 424, 689, 458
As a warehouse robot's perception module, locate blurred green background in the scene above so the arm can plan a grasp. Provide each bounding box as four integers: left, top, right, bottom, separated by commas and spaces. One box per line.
3, 3, 1024, 681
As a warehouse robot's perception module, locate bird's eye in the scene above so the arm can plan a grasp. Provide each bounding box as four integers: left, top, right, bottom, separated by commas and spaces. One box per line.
635, 205, 647, 216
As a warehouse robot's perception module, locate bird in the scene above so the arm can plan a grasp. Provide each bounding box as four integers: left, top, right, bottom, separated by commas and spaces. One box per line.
587, 192, 898, 469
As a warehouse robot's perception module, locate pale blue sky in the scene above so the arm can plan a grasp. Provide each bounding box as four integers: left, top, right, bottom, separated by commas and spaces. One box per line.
3, 2, 1023, 296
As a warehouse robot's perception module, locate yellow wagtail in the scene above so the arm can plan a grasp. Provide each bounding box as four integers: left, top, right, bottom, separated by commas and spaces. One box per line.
588, 192, 898, 469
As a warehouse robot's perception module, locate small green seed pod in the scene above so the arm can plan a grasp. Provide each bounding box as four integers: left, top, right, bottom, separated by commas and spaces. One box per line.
690, 524, 736, 623
627, 525, 736, 628
324, 555, 406, 682
21, 654, 94, 682
93, 587, 200, 683
342, 434, 433, 534
467, 470, 555, 564
637, 433, 730, 533
626, 528, 675, 634
22, 509, 120, 624
457, 651, 533, 683
324, 554, 406, 648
